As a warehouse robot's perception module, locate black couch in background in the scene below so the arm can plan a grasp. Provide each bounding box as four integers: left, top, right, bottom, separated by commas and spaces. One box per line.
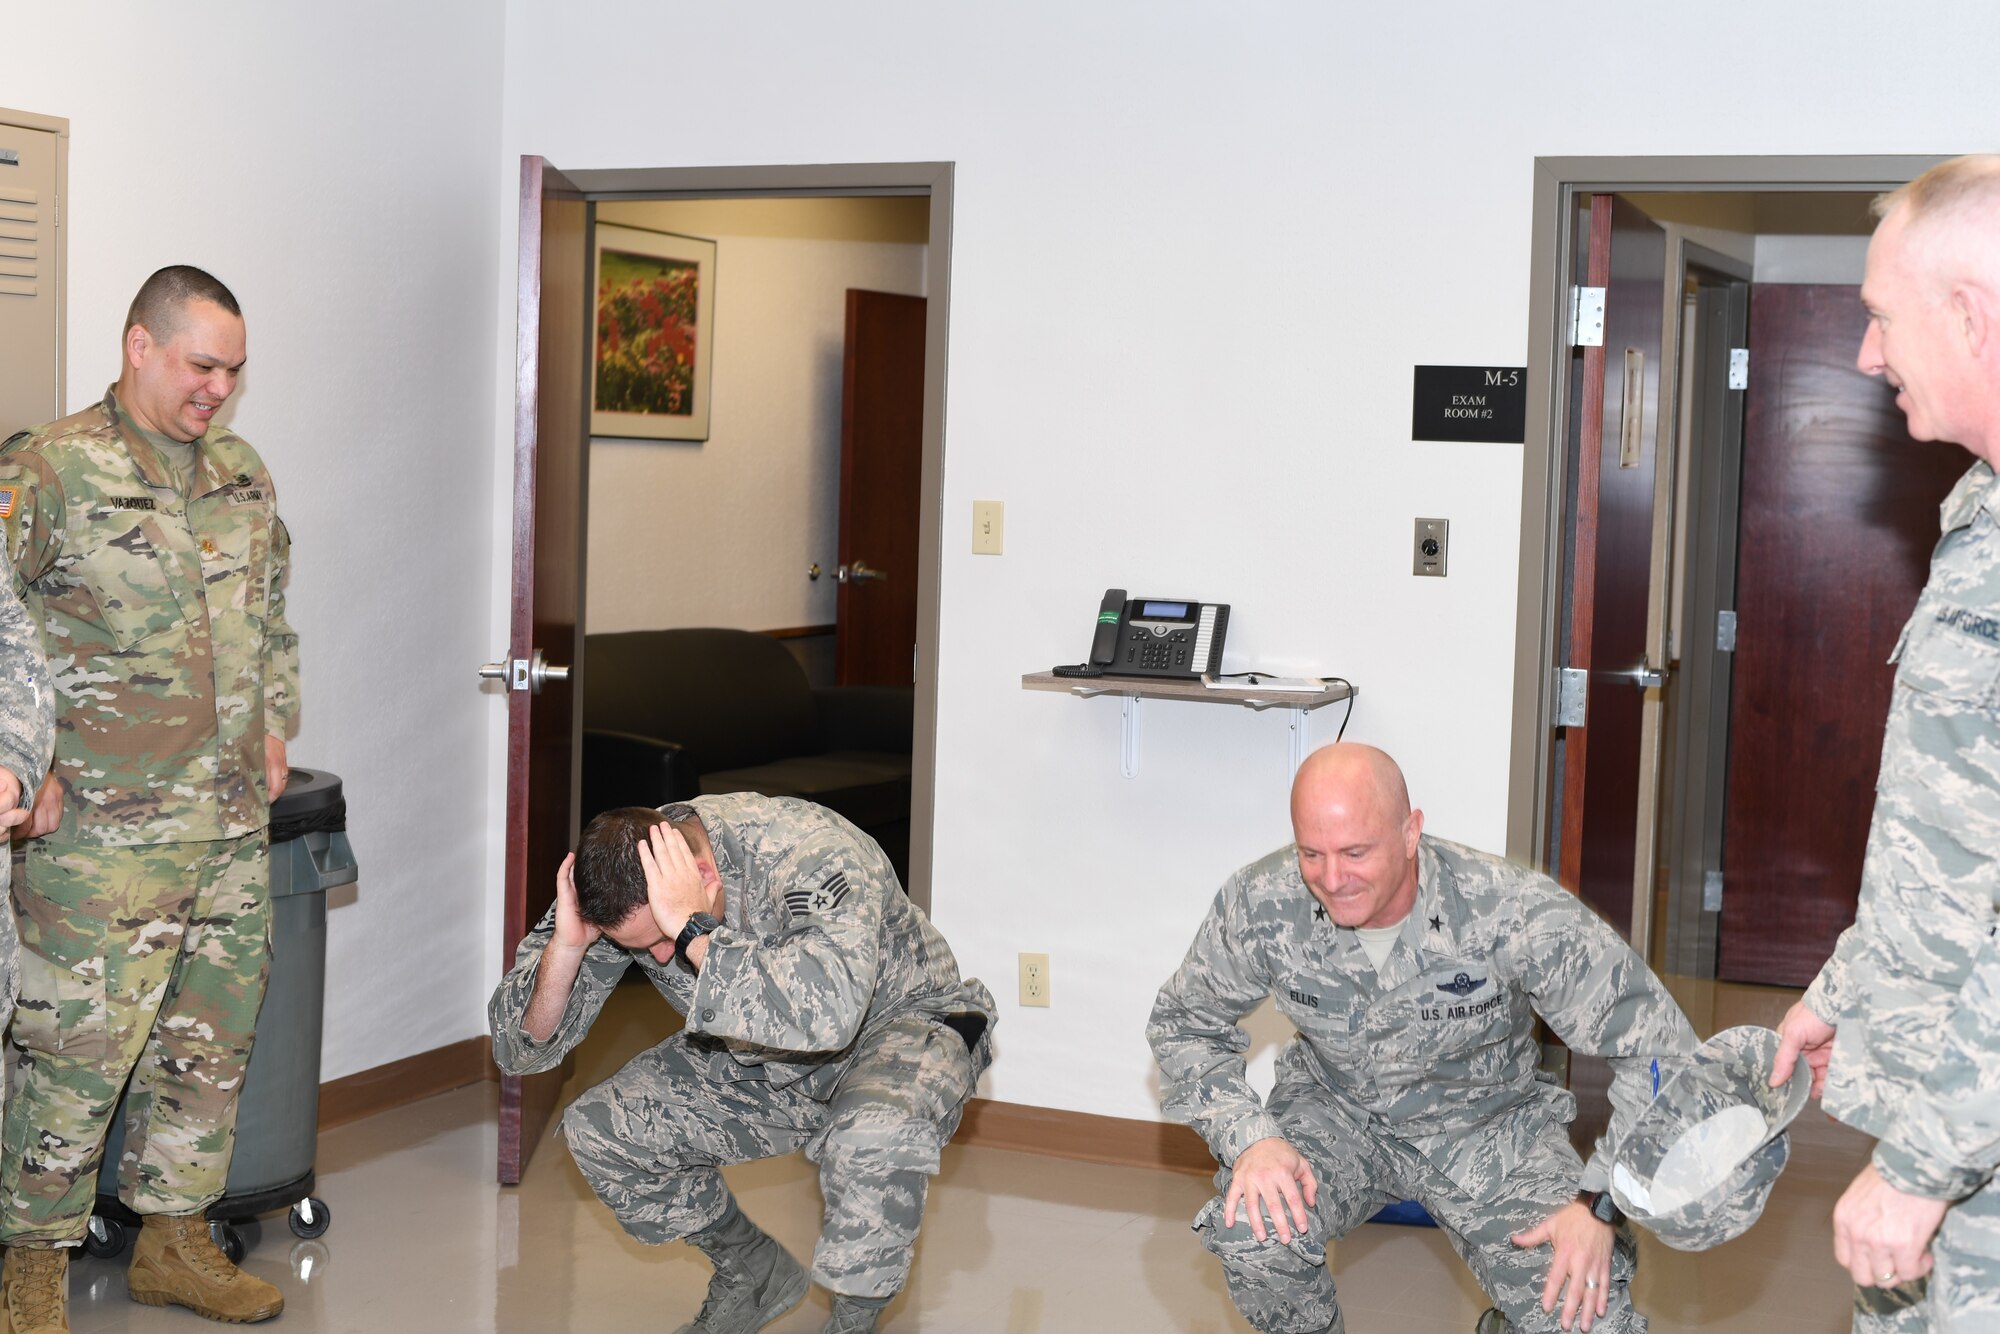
580, 627, 914, 885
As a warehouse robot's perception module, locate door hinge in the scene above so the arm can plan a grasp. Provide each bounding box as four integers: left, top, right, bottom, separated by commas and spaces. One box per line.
1702, 870, 1724, 912
1728, 347, 1749, 390
1555, 667, 1588, 727
1570, 286, 1606, 348
1716, 609, 1738, 652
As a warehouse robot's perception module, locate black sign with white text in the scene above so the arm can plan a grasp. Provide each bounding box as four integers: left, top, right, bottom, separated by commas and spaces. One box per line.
1411, 366, 1527, 444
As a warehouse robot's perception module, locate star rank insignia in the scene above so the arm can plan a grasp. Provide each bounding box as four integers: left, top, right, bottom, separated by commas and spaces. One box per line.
1313, 902, 1328, 923
1429, 914, 1443, 932
783, 872, 851, 919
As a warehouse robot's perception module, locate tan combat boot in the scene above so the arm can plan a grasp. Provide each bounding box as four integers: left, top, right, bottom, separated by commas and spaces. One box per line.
126, 1214, 283, 1323
2, 1244, 70, 1334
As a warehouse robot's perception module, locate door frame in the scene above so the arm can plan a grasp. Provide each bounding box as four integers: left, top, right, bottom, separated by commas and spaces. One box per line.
1506, 155, 1949, 900
561, 162, 952, 911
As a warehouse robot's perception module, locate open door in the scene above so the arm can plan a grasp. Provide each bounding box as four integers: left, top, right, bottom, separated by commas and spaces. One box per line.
1715, 284, 1963, 984
492, 155, 589, 1184
834, 289, 925, 686
1555, 195, 1667, 940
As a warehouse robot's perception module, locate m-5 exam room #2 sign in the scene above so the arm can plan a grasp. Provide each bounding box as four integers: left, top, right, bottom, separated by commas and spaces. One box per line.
1411, 366, 1526, 444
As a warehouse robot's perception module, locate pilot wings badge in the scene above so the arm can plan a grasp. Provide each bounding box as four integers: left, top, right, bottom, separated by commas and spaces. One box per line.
1435, 972, 1486, 998
784, 872, 852, 919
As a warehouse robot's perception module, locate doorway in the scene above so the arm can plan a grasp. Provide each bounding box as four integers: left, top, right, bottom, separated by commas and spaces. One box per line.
495, 160, 954, 1185
1507, 155, 1953, 982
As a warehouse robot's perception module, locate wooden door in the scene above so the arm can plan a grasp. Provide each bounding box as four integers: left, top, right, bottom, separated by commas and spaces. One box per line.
1557, 195, 1667, 939
1716, 284, 1964, 985
498, 155, 589, 1184
834, 289, 925, 686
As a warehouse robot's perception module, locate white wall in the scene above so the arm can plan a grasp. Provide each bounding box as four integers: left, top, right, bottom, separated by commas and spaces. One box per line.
0, 3, 506, 1081
1754, 234, 1872, 283
587, 199, 926, 634
495, 0, 2000, 1125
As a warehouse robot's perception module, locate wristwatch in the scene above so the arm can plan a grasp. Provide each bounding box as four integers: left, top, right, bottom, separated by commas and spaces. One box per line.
1577, 1189, 1622, 1226
674, 911, 721, 960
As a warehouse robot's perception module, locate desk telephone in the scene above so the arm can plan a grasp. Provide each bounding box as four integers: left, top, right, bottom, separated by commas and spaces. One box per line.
1054, 588, 1230, 680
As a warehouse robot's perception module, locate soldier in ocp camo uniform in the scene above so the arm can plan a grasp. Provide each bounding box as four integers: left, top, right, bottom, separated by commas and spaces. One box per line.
1771, 155, 2000, 1332
0, 538, 56, 1098
1149, 744, 1700, 1334
0, 266, 298, 1334
489, 794, 996, 1334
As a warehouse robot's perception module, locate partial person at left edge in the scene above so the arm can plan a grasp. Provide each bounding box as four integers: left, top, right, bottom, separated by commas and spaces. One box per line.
0, 265, 300, 1334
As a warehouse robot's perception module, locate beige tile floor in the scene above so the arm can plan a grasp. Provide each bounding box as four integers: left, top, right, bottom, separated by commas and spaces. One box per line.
63, 978, 1871, 1333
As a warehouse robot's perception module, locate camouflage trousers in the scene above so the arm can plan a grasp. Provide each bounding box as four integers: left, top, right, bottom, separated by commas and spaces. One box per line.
1852, 1174, 2000, 1332
0, 832, 270, 1243
562, 1011, 979, 1299
1197, 1080, 1643, 1334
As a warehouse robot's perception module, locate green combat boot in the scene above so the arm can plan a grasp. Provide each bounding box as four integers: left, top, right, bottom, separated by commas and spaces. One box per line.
676, 1199, 808, 1334
825, 1293, 892, 1333
2, 1244, 70, 1334
1475, 1309, 1512, 1334
126, 1213, 284, 1323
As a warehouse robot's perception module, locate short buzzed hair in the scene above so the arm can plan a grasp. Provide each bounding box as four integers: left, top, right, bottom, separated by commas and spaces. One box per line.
1872, 153, 2000, 224
124, 265, 242, 343
572, 806, 689, 929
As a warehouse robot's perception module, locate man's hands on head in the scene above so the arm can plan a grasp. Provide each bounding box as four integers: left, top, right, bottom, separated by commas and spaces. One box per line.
638, 821, 711, 941
1833, 1164, 1946, 1290
1773, 1000, 1835, 1098
1512, 1201, 1613, 1332
1224, 1137, 1319, 1245
552, 853, 602, 955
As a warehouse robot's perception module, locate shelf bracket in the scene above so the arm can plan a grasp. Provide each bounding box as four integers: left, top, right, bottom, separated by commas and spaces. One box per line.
1121, 696, 1142, 778
1288, 705, 1311, 773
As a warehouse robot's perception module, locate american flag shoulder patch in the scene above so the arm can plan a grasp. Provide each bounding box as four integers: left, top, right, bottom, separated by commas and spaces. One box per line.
0, 485, 15, 519
784, 872, 852, 918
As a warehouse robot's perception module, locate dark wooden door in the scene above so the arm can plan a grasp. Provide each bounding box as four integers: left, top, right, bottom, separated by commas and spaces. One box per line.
1717, 284, 1964, 985
498, 155, 589, 1184
1557, 195, 1667, 939
835, 290, 924, 686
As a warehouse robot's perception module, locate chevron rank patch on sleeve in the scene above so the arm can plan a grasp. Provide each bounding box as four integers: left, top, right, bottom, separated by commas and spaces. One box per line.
785, 872, 852, 918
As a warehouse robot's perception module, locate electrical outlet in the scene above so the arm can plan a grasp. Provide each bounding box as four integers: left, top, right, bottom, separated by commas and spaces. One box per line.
1018, 952, 1050, 1007
973, 500, 1004, 555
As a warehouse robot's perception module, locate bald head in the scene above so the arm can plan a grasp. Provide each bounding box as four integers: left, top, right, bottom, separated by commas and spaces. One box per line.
1857, 154, 2000, 461
1290, 744, 1424, 929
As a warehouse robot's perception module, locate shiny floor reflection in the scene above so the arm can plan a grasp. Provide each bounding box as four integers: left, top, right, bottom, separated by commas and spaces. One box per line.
65, 977, 1867, 1332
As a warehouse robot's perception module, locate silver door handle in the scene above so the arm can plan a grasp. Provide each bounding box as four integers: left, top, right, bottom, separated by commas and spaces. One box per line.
1614, 665, 1667, 690
478, 648, 571, 693
837, 560, 889, 584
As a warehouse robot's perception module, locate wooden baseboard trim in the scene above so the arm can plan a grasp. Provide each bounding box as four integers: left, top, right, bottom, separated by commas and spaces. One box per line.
317, 1035, 497, 1131
955, 1097, 1216, 1177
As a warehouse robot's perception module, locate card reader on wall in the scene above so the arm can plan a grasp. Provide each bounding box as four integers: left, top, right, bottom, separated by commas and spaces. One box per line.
1053, 589, 1230, 680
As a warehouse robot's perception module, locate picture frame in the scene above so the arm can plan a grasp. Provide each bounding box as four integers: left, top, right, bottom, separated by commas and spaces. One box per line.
590, 223, 718, 441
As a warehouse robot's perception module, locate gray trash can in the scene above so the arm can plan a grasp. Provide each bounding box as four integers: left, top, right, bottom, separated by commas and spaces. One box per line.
89, 768, 355, 1260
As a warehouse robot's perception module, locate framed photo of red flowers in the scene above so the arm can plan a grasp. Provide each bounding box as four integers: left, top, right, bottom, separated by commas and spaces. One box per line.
590, 223, 718, 441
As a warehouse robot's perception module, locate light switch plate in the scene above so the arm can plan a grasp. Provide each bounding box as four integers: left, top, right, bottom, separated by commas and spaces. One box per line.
1413, 517, 1449, 577
973, 500, 1004, 555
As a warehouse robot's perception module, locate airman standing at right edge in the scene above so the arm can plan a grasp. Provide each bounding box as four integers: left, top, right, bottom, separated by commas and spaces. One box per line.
1772, 154, 2000, 1331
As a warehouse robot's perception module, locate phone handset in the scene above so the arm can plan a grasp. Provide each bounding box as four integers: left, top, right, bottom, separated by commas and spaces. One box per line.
1089, 587, 1127, 668
1052, 587, 1128, 678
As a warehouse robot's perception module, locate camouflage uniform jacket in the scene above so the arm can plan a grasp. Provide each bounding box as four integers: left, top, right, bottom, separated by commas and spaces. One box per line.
1803, 461, 2000, 1201
491, 793, 997, 1094
1148, 835, 1698, 1191
0, 389, 298, 846
0, 547, 52, 806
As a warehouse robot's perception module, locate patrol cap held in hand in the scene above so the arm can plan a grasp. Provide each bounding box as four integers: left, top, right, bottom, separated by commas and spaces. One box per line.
1608, 1025, 1810, 1251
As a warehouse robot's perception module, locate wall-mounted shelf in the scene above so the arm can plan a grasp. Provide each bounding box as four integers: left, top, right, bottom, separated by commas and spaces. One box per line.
1021, 672, 1357, 777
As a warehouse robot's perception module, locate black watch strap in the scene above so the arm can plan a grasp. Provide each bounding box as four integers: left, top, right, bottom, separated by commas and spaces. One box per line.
1578, 1189, 1621, 1226
675, 911, 720, 959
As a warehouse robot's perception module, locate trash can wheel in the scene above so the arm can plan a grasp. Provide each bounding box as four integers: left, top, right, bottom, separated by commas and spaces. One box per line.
289, 1197, 330, 1240
83, 1214, 127, 1259
210, 1219, 245, 1265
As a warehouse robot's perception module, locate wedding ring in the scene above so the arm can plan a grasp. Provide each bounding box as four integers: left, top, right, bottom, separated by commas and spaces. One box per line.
1585, 1277, 1598, 1290
1879, 1271, 1896, 1286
